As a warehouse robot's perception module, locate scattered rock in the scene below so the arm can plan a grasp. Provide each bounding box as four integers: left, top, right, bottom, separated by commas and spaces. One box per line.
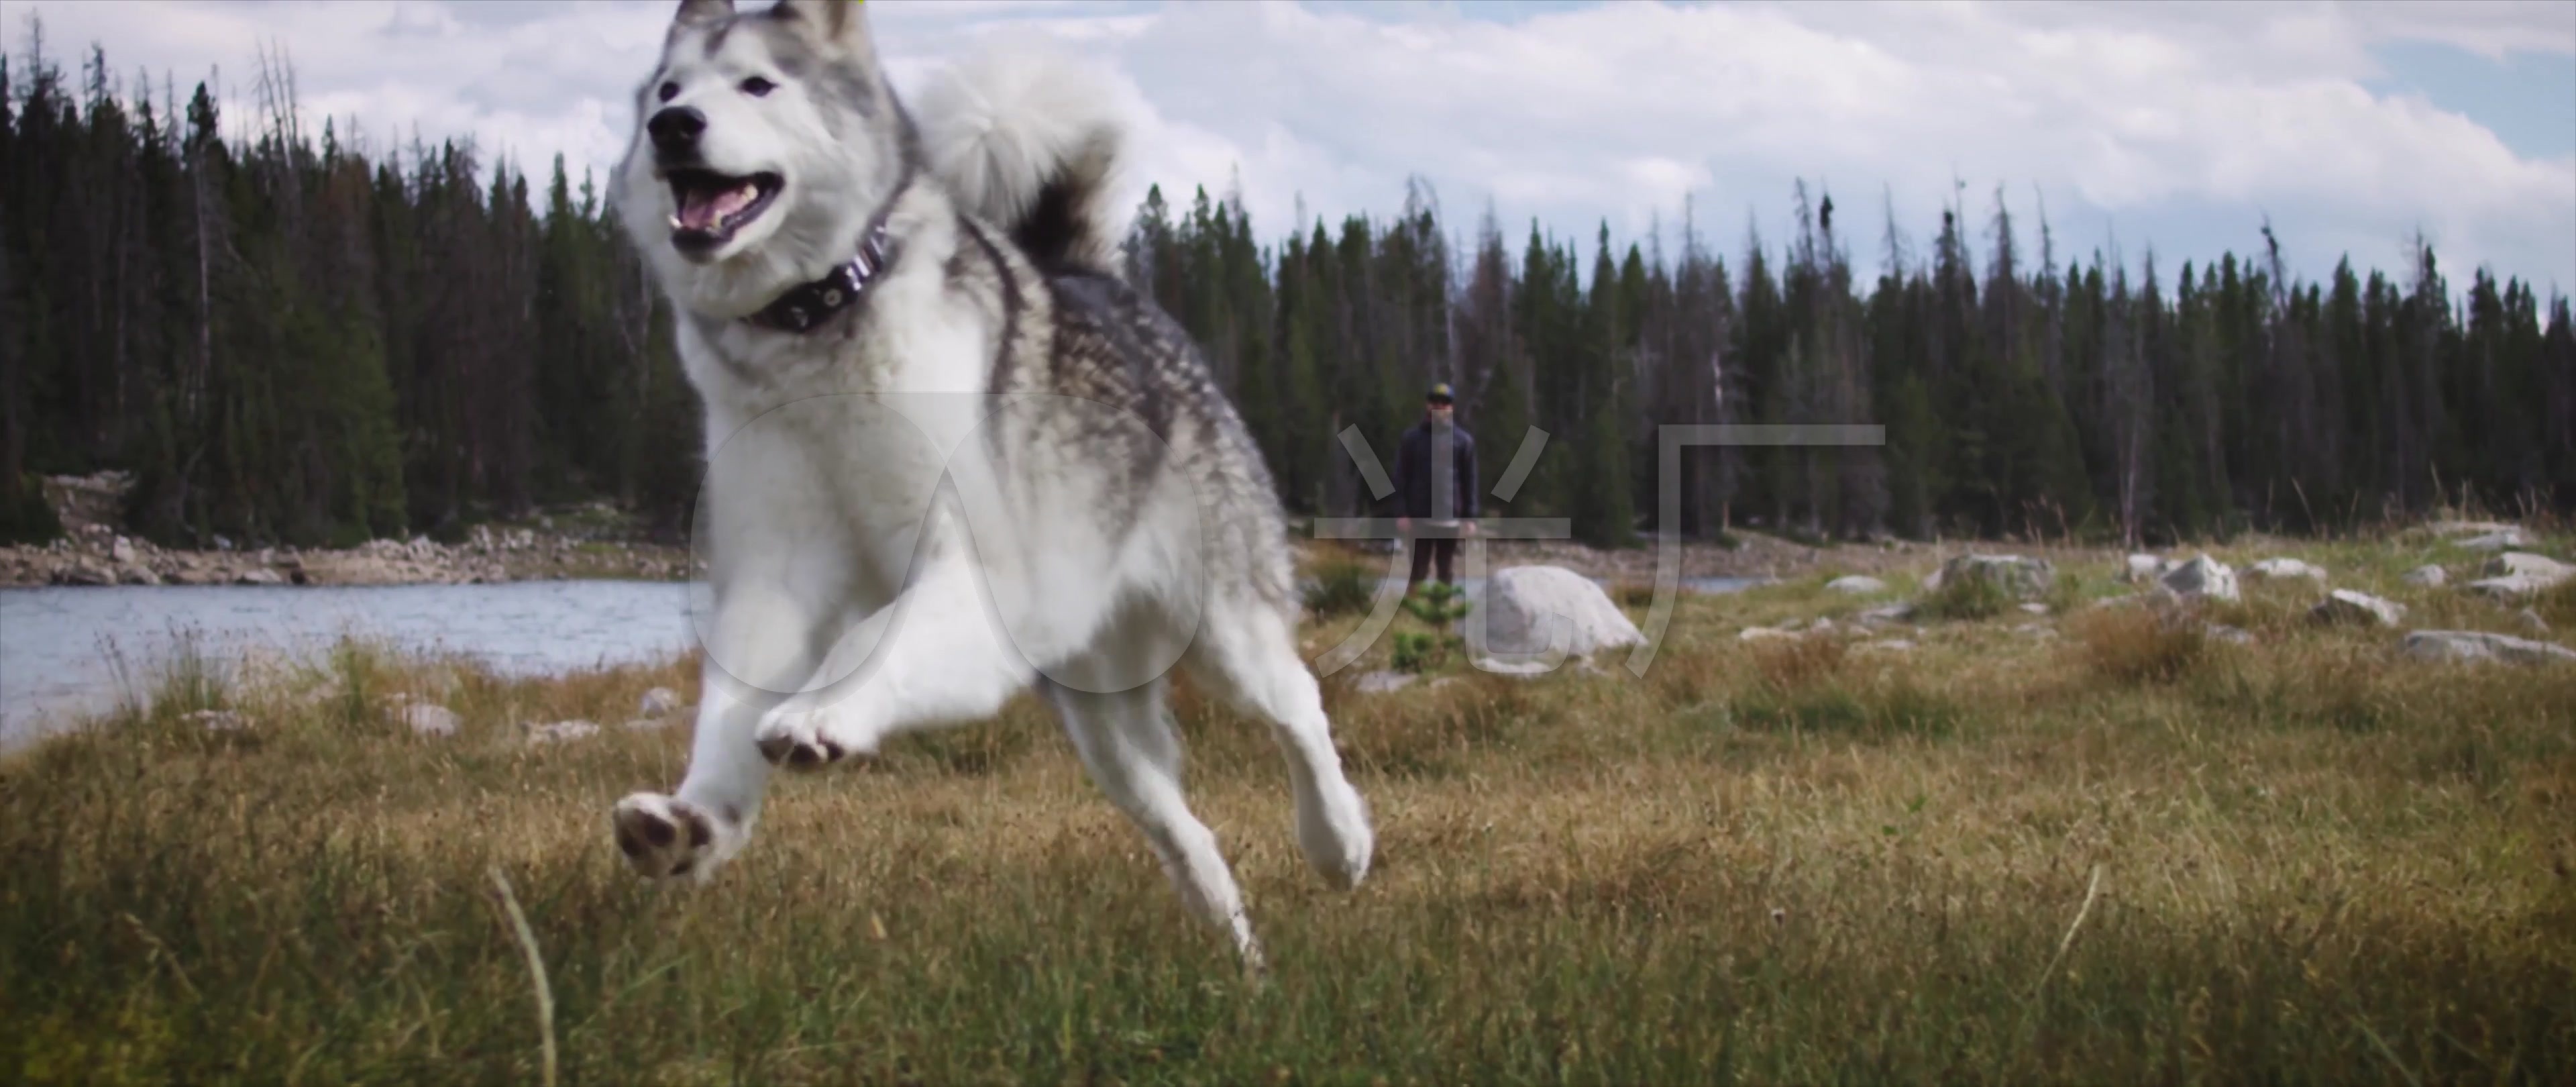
2310, 589, 2406, 627
235, 568, 284, 585
527, 719, 601, 745
400, 703, 461, 737
182, 708, 250, 733
2481, 552, 2573, 586
2090, 586, 2183, 612
1472, 656, 1558, 676
2157, 554, 2240, 603
1352, 670, 1419, 694
2517, 608, 2550, 635
1857, 603, 1917, 625
2204, 624, 2255, 645
1855, 639, 1915, 654
2121, 554, 2164, 584
1825, 575, 1888, 594
621, 717, 674, 733
1462, 565, 1645, 661
2246, 558, 2328, 583
2456, 529, 2528, 552
639, 686, 684, 718
2424, 519, 2519, 538
1934, 553, 2056, 599
2401, 564, 2447, 587
54, 562, 113, 586
110, 537, 138, 564
2012, 622, 2058, 640
117, 564, 162, 586
2019, 602, 2051, 616
1738, 627, 1796, 641
2401, 630, 2576, 666
2466, 574, 2551, 600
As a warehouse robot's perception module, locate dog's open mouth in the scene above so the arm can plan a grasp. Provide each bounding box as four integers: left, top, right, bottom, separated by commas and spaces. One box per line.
666, 169, 783, 251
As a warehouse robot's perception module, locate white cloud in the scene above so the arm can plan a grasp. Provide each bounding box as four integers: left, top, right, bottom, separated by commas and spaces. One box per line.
13, 0, 2575, 293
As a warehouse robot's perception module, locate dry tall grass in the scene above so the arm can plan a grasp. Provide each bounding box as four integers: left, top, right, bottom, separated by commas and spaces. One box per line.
6, 536, 2575, 1084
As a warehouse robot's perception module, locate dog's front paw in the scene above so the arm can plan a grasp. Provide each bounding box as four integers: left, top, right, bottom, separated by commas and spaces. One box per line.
752, 705, 875, 770
611, 792, 736, 880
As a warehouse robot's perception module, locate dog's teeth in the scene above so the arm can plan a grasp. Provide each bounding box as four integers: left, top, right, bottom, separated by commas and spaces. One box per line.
669, 213, 686, 229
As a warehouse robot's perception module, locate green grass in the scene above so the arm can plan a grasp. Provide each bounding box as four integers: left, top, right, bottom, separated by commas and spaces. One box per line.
7, 532, 2576, 1084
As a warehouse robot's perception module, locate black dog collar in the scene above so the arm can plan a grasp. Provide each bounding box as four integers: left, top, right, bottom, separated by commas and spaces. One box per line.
745, 217, 898, 334
745, 162, 914, 335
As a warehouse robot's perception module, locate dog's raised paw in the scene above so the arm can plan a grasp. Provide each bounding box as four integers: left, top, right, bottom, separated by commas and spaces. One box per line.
753, 707, 872, 770
612, 792, 726, 880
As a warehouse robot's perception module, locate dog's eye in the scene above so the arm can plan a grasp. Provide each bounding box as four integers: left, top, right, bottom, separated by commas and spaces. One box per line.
740, 76, 776, 97
657, 81, 678, 103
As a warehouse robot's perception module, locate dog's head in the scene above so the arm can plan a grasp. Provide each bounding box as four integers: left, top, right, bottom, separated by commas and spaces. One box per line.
614, 0, 914, 318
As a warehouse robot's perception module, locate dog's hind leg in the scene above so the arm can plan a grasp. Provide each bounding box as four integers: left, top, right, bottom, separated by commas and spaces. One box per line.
1182, 596, 1375, 891
1046, 674, 1263, 970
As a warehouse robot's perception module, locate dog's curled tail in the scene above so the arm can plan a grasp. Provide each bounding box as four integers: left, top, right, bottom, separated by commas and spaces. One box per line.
916, 46, 1132, 277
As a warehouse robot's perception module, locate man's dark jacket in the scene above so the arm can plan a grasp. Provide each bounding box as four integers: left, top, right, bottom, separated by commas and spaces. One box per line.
1393, 418, 1479, 521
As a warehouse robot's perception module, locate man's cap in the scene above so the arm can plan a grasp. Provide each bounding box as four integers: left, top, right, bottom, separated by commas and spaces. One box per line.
1426, 382, 1455, 403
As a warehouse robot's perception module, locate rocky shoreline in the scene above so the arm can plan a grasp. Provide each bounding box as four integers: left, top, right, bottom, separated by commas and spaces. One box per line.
4, 471, 691, 588
2, 527, 694, 587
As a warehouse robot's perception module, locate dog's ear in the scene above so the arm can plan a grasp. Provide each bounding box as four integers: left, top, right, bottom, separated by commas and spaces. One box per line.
674, 0, 735, 28
770, 0, 872, 52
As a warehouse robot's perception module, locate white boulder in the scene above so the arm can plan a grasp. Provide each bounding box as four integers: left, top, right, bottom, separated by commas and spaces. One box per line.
1857, 603, 1916, 625
2457, 529, 2528, 552
2481, 552, 2572, 586
400, 703, 461, 737
1463, 565, 1644, 662
2467, 574, 2552, 600
2157, 554, 2240, 603
2310, 589, 2406, 627
2401, 564, 2447, 587
1933, 554, 2056, 599
2425, 520, 2518, 538
182, 709, 250, 733
527, 720, 601, 745
2121, 554, 2165, 584
1826, 575, 1888, 594
2401, 630, 2576, 666
1352, 670, 1418, 694
2246, 558, 2328, 583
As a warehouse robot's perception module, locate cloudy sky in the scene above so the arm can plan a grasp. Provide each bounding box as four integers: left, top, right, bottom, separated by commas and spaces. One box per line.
17, 0, 2576, 294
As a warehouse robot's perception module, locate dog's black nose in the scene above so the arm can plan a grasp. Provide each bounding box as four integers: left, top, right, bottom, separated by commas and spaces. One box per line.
647, 107, 706, 153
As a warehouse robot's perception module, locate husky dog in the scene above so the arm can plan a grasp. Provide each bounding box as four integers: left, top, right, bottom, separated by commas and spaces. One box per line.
604, 0, 1373, 966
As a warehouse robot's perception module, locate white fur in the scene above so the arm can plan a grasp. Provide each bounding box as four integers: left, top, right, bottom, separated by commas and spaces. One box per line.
606, 3, 1371, 970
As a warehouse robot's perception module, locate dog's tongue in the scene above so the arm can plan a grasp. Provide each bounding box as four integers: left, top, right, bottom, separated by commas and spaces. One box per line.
678, 180, 759, 231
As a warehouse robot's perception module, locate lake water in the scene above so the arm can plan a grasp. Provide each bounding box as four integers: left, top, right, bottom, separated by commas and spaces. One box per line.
0, 580, 700, 747
0, 573, 1762, 749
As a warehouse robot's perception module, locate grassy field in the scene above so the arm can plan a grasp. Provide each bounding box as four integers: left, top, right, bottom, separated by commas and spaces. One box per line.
5, 531, 2575, 1084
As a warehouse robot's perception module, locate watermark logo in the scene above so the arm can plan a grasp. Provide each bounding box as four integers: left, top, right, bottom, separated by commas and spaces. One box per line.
678, 391, 1882, 703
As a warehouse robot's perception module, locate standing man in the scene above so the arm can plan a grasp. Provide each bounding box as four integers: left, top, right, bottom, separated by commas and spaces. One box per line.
1394, 381, 1479, 592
